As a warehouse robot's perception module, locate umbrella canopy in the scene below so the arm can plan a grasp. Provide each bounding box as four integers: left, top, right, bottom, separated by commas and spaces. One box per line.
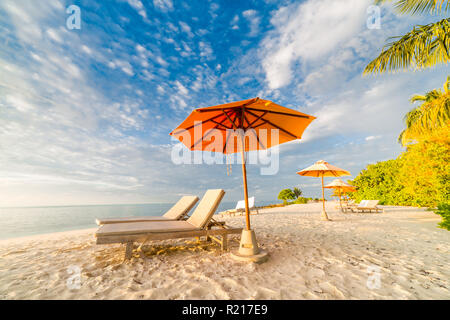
324, 179, 356, 212
297, 160, 351, 177
324, 179, 356, 191
170, 97, 315, 154
170, 97, 315, 231
297, 160, 350, 220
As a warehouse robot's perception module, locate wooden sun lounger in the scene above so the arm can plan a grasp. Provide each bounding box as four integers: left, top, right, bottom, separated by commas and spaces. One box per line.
95, 195, 199, 225
342, 199, 362, 212
222, 196, 259, 216
350, 200, 383, 213
95, 189, 242, 259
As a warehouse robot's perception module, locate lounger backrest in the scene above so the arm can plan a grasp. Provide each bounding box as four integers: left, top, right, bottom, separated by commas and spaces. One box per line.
187, 189, 225, 228
359, 200, 368, 207
235, 196, 255, 210
235, 199, 245, 210
366, 200, 379, 208
248, 197, 255, 208
163, 195, 199, 219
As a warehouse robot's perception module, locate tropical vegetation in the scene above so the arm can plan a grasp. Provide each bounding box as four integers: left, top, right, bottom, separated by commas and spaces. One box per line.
435, 202, 450, 230
350, 75, 449, 229
277, 187, 312, 205
277, 188, 296, 204
292, 187, 303, 199
398, 76, 450, 145
350, 127, 449, 207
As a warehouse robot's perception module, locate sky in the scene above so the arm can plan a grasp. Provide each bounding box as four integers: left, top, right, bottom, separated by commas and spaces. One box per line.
0, 0, 448, 207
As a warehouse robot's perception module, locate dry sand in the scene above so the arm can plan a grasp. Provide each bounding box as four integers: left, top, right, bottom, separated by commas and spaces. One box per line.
0, 202, 448, 300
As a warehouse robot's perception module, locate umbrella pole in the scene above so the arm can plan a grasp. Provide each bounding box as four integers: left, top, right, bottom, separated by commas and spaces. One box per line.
339, 188, 343, 212
240, 147, 251, 231
231, 128, 267, 263
321, 176, 330, 221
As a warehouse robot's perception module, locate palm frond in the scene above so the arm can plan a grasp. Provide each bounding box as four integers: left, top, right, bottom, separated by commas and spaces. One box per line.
444, 75, 450, 92
375, 0, 450, 15
364, 18, 450, 74
398, 107, 422, 144
399, 77, 450, 145
410, 94, 427, 103
419, 94, 450, 129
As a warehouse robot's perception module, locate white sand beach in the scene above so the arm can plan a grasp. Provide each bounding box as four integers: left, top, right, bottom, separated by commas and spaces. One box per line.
0, 202, 448, 300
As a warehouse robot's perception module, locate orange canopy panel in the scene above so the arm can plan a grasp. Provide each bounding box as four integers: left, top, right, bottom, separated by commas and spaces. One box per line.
169, 97, 316, 154
325, 185, 357, 192
324, 179, 356, 191
297, 160, 351, 177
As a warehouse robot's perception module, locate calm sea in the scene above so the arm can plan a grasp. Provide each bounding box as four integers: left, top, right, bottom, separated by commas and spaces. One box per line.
0, 200, 276, 240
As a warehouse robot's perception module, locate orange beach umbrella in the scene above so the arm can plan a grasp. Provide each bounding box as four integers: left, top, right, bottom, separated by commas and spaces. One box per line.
170, 97, 315, 260
170, 97, 315, 154
324, 179, 356, 212
297, 160, 350, 220
170, 97, 315, 230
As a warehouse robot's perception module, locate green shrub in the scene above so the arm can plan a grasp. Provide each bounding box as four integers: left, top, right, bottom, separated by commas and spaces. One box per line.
278, 189, 296, 205
293, 197, 309, 204
350, 133, 449, 208
435, 202, 450, 231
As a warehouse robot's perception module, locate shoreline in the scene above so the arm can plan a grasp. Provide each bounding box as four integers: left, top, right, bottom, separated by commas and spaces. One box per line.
1, 201, 436, 242
0, 228, 98, 245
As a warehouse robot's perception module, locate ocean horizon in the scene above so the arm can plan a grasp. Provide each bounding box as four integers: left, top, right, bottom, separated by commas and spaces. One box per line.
0, 200, 277, 240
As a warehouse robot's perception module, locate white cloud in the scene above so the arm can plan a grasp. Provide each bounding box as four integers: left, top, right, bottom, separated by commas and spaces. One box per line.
46, 28, 62, 43
170, 95, 188, 109
136, 44, 146, 53
156, 56, 168, 67
0, 0, 164, 206
5, 95, 35, 112
230, 15, 239, 30
157, 85, 165, 94
242, 9, 260, 37
166, 22, 178, 33
365, 135, 381, 141
189, 65, 218, 92
108, 59, 135, 76
81, 45, 93, 55
127, 0, 148, 19
300, 70, 448, 144
179, 21, 194, 37
175, 80, 189, 95
252, 0, 448, 156
209, 2, 220, 19
199, 41, 214, 60
261, 0, 370, 89
153, 0, 173, 12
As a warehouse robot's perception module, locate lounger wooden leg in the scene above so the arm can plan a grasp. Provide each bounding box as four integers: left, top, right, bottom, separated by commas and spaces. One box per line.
206, 225, 212, 242
125, 241, 133, 260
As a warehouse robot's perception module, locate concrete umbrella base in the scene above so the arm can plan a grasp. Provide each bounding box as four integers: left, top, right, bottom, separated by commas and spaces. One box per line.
321, 210, 331, 221
230, 229, 269, 263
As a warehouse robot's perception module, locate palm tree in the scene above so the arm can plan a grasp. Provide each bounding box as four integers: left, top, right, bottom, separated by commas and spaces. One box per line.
364, 0, 450, 74
398, 76, 450, 145
292, 187, 302, 199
